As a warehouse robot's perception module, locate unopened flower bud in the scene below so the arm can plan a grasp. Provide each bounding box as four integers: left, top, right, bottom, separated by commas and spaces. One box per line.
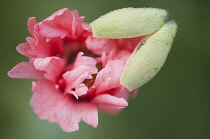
91, 8, 168, 38
121, 21, 177, 91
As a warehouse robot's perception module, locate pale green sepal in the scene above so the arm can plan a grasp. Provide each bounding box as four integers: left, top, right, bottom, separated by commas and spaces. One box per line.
90, 8, 168, 39
120, 21, 177, 91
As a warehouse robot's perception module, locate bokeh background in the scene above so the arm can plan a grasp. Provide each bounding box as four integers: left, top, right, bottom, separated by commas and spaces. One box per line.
1, 0, 209, 139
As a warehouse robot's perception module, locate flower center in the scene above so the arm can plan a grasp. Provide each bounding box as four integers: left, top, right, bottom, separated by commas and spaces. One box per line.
62, 41, 99, 67
57, 35, 145, 101
57, 39, 104, 101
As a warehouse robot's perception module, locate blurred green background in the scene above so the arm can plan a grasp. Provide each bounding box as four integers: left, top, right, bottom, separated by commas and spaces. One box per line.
1, 0, 209, 139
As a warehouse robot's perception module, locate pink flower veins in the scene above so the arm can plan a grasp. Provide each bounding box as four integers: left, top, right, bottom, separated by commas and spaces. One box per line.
8, 8, 143, 132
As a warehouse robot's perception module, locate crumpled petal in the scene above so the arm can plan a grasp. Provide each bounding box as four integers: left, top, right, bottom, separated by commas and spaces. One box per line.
86, 35, 143, 56
63, 67, 90, 98
27, 17, 37, 36
38, 24, 69, 39
34, 8, 87, 40
86, 35, 114, 55
92, 94, 128, 109
30, 79, 98, 132
34, 57, 65, 82
26, 37, 53, 58
93, 60, 125, 94
8, 62, 44, 78
73, 52, 98, 75
16, 42, 33, 58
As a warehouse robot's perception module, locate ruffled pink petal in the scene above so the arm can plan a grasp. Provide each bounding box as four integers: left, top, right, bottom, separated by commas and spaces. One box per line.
86, 35, 115, 55
131, 89, 139, 97
82, 22, 90, 31
33, 8, 69, 39
103, 87, 138, 115
59, 10, 86, 39
63, 67, 90, 98
92, 94, 128, 109
34, 8, 87, 40
101, 48, 117, 67
26, 37, 51, 58
73, 52, 98, 75
101, 49, 131, 67
27, 17, 37, 36
39, 24, 69, 38
30, 79, 98, 132
8, 62, 44, 78
26, 37, 36, 47
118, 36, 144, 52
45, 8, 68, 20
114, 50, 131, 61
114, 86, 130, 101
93, 60, 126, 94
16, 42, 33, 58
73, 84, 88, 99
34, 57, 65, 82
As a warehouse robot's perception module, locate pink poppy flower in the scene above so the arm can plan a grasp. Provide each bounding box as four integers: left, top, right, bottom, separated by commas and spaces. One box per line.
8, 8, 141, 132
8, 7, 177, 132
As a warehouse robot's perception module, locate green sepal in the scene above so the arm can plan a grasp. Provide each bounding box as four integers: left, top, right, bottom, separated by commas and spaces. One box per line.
120, 21, 177, 91
91, 8, 168, 39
